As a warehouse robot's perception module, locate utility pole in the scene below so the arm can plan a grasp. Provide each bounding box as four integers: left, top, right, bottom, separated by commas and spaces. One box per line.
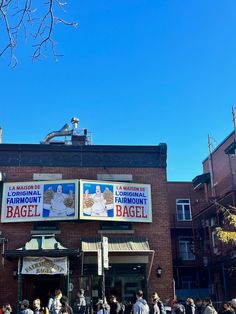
232, 106, 236, 132
98, 236, 109, 313
208, 134, 216, 197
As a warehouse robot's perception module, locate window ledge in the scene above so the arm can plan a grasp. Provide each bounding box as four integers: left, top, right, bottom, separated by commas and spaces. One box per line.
98, 230, 134, 234
31, 230, 61, 235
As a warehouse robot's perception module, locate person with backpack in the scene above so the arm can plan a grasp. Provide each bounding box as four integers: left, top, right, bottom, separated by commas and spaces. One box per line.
133, 290, 149, 314
152, 293, 166, 314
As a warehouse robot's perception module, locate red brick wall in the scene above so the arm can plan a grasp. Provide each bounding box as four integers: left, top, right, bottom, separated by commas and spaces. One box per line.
0, 166, 173, 308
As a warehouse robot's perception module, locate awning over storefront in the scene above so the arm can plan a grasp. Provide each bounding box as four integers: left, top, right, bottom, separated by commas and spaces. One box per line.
81, 236, 151, 252
4, 235, 80, 257
81, 236, 155, 280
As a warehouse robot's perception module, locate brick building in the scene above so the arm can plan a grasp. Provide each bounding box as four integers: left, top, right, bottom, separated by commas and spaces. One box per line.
168, 128, 236, 304
192, 130, 236, 303
167, 182, 209, 300
0, 124, 173, 312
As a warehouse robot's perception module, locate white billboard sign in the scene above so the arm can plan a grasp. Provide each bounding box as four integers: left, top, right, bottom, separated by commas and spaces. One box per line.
1, 180, 79, 222
21, 256, 67, 275
80, 180, 152, 222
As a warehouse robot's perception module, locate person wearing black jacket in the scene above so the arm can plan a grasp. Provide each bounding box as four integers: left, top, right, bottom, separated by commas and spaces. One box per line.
195, 299, 204, 314
109, 295, 121, 314
172, 300, 185, 314
185, 298, 195, 314
60, 296, 73, 314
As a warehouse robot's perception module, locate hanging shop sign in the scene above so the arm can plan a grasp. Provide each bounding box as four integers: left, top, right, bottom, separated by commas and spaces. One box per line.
21, 256, 67, 275
1, 180, 79, 223
80, 180, 152, 222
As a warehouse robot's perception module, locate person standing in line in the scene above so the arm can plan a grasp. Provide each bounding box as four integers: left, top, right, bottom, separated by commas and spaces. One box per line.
218, 302, 234, 314
171, 300, 185, 314
75, 289, 86, 314
231, 300, 236, 314
96, 300, 109, 314
150, 295, 160, 314
109, 295, 121, 314
51, 290, 63, 314
40, 307, 50, 314
133, 290, 149, 314
47, 291, 54, 314
20, 300, 34, 314
202, 298, 217, 314
195, 299, 204, 314
151, 293, 166, 314
185, 299, 195, 314
60, 296, 73, 314
2, 304, 12, 314
33, 299, 42, 314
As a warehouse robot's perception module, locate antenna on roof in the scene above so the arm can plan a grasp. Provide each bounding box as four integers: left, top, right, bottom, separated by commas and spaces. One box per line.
232, 106, 236, 131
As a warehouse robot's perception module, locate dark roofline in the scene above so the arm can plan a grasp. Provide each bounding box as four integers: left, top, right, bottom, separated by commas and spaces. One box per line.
0, 143, 167, 168
0, 143, 165, 152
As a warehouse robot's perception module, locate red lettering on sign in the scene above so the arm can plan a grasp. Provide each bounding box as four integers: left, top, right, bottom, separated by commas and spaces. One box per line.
116, 205, 122, 216
6, 205, 40, 219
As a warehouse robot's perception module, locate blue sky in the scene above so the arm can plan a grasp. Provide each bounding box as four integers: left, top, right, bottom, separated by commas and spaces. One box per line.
0, 0, 236, 181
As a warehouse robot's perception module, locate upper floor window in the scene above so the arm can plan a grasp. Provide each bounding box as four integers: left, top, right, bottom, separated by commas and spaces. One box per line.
179, 238, 195, 260
176, 199, 192, 221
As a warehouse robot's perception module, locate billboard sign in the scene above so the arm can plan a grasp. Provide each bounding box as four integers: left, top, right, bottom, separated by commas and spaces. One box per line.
21, 256, 67, 275
1, 180, 79, 222
80, 180, 152, 222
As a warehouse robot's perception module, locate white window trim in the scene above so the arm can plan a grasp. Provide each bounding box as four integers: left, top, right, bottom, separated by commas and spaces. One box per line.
179, 239, 195, 261
176, 198, 192, 221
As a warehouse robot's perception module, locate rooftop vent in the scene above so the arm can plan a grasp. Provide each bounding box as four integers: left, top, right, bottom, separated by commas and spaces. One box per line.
41, 117, 92, 145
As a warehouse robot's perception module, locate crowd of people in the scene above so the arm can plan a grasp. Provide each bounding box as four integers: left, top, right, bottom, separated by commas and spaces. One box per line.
2, 289, 236, 314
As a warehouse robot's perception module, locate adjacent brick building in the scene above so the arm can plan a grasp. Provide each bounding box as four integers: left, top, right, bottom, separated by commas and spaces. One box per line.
168, 129, 236, 304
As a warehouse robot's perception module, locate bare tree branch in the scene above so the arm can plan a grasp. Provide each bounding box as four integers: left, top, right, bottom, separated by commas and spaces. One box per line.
0, 0, 78, 66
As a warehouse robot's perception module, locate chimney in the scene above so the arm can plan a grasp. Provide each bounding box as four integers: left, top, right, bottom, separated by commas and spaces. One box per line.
71, 134, 87, 146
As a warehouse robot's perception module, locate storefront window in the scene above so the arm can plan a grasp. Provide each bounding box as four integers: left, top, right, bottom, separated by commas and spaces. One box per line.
82, 264, 146, 305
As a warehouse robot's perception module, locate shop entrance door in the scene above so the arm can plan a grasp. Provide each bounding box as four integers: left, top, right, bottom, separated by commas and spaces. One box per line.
22, 275, 66, 307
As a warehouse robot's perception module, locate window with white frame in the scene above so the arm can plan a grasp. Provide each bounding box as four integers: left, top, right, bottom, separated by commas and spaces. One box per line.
179, 238, 195, 260
176, 199, 192, 221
